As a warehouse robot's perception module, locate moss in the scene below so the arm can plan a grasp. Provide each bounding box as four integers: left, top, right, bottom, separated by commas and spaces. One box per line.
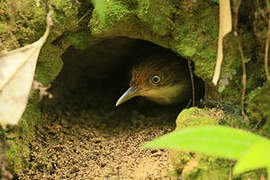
137, 0, 175, 36
0, 22, 8, 34
0, 0, 79, 50
184, 159, 231, 180
6, 143, 29, 175
36, 43, 64, 86
49, 0, 79, 37
12, 2, 47, 44
247, 82, 270, 127
63, 31, 96, 50
89, 0, 132, 37
175, 107, 219, 130
6, 92, 41, 174
170, 2, 219, 82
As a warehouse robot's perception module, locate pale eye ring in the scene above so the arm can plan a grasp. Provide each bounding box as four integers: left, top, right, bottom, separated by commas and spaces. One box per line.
151, 75, 161, 84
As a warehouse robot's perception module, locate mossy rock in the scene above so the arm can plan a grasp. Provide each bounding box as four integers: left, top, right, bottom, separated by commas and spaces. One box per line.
170, 107, 232, 179
170, 107, 264, 179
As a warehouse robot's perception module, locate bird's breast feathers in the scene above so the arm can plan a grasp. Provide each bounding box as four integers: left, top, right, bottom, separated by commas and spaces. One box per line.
140, 84, 189, 104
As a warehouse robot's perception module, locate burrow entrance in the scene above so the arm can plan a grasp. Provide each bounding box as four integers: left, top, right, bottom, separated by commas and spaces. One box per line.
21, 37, 205, 179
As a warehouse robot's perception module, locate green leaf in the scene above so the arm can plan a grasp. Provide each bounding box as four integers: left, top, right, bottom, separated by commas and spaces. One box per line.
233, 140, 270, 175
143, 126, 266, 160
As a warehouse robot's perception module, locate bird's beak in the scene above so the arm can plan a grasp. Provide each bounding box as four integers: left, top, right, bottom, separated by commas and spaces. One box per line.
115, 85, 140, 107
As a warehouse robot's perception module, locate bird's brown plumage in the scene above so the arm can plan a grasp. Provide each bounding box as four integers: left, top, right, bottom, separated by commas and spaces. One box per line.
116, 51, 191, 106
131, 53, 189, 88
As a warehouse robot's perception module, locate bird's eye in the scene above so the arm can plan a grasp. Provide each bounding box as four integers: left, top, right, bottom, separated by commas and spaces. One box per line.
151, 75, 161, 84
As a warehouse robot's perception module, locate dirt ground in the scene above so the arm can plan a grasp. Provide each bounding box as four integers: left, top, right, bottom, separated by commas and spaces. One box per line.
18, 47, 185, 179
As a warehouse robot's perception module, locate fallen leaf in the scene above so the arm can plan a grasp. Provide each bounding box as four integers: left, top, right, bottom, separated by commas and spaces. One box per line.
0, 11, 53, 128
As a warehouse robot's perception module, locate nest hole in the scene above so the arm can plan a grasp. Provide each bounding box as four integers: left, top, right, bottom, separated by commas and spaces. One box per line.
43, 37, 205, 128
29, 37, 206, 178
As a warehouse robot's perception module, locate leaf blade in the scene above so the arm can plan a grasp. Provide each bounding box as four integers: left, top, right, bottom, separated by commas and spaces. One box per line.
233, 140, 270, 175
0, 11, 53, 128
143, 126, 266, 160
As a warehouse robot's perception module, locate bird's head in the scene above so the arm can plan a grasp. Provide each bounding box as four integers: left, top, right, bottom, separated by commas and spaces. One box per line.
115, 53, 191, 106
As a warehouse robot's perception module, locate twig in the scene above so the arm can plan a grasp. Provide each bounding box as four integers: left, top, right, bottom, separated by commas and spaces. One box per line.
187, 58, 195, 106
233, 0, 249, 123
78, 9, 92, 24
265, 8, 270, 81
184, 99, 192, 109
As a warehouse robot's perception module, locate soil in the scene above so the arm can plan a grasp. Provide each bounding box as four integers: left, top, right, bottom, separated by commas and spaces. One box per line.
18, 50, 184, 179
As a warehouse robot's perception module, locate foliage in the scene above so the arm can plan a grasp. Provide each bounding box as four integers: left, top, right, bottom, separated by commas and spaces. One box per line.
143, 126, 270, 177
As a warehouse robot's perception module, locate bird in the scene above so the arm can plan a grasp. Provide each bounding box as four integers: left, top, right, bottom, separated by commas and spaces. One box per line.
115, 51, 192, 107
